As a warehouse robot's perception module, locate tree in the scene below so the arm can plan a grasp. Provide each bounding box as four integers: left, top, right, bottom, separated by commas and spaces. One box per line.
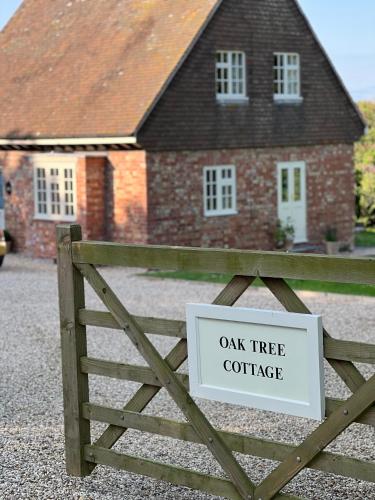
355, 101, 375, 168
355, 101, 375, 225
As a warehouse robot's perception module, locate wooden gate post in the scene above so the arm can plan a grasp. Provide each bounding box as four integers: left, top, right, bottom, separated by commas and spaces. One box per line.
57, 224, 92, 476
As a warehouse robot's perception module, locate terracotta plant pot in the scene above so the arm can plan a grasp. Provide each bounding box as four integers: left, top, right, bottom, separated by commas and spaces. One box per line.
285, 238, 294, 251
325, 241, 340, 255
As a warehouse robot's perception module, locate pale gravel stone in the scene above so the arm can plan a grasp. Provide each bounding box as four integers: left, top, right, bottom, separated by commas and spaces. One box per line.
0, 254, 374, 499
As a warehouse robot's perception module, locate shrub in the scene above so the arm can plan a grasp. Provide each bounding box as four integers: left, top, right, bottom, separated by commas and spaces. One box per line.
359, 165, 375, 226
4, 229, 13, 242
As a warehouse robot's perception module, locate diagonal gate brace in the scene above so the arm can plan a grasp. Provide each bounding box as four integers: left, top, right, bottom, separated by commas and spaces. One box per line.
95, 275, 254, 450
261, 277, 367, 392
255, 372, 375, 499
76, 262, 256, 500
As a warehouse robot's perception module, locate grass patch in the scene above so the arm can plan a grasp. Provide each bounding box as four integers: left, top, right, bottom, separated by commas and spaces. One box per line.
355, 228, 375, 247
144, 271, 375, 297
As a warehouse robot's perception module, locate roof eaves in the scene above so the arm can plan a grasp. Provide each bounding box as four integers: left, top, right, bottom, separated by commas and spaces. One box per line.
134, 0, 224, 135
0, 135, 140, 152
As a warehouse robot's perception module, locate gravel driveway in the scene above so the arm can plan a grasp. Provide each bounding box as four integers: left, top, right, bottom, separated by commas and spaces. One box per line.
1, 254, 374, 500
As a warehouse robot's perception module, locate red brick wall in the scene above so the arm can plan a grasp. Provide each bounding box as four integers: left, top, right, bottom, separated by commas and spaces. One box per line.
147, 144, 355, 249
0, 153, 107, 258
0, 145, 354, 257
0, 152, 32, 252
77, 156, 106, 241
107, 151, 148, 244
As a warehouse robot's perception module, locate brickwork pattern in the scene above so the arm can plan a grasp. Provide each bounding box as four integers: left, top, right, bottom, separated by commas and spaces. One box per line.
107, 151, 148, 245
147, 144, 355, 250
0, 144, 354, 257
0, 153, 107, 258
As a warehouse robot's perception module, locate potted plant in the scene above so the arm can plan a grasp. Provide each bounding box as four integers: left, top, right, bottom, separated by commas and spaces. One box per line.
324, 227, 340, 255
4, 229, 13, 253
274, 219, 295, 251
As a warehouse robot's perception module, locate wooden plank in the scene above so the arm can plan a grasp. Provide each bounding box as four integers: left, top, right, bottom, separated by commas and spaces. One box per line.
83, 404, 375, 484
261, 277, 367, 393
94, 275, 254, 453
80, 358, 375, 427
77, 263, 256, 500
324, 338, 375, 364
255, 373, 375, 499
81, 357, 189, 388
83, 445, 299, 500
79, 309, 186, 338
80, 310, 375, 364
72, 241, 375, 285
326, 398, 375, 427
84, 445, 242, 500
56, 225, 92, 477
95, 339, 189, 450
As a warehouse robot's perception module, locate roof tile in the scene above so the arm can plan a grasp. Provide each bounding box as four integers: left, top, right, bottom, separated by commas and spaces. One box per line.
0, 0, 220, 139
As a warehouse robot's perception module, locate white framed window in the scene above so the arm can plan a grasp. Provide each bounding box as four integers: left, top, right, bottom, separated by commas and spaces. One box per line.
216, 51, 247, 101
204, 165, 237, 217
273, 53, 301, 101
33, 155, 77, 221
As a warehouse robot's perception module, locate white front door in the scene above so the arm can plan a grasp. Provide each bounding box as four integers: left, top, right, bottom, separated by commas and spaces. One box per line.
277, 161, 307, 244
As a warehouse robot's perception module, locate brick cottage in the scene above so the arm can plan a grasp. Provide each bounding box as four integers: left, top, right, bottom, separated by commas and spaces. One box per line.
0, 0, 365, 258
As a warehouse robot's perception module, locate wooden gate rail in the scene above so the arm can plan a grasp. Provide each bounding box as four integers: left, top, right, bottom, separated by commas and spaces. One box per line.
79, 357, 375, 428
79, 310, 375, 365
81, 403, 375, 484
57, 225, 375, 500
72, 241, 375, 285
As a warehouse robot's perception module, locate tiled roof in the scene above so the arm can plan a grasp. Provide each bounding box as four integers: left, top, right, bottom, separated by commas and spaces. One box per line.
0, 0, 221, 139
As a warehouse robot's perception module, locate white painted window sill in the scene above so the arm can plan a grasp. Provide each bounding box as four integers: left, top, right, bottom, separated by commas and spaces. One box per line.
216, 96, 249, 105
274, 96, 304, 104
33, 216, 77, 223
204, 210, 238, 218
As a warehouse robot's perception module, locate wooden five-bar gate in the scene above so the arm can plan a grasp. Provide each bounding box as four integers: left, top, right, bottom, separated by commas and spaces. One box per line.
57, 224, 375, 500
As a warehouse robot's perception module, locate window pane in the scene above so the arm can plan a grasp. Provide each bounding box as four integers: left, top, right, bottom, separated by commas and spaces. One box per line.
294, 168, 301, 201
274, 53, 300, 97
216, 51, 245, 97
282, 169, 289, 202
36, 167, 47, 215
205, 166, 235, 214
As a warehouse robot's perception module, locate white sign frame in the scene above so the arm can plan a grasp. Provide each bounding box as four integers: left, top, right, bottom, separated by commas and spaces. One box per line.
186, 304, 325, 421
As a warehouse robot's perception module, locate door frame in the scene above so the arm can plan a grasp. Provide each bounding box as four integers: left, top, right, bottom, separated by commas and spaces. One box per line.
277, 161, 307, 244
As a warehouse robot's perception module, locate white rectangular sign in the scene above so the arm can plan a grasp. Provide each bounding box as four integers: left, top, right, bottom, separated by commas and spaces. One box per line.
186, 305, 325, 420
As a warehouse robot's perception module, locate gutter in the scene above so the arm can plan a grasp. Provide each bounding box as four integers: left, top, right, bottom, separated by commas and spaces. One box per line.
0, 136, 137, 146
0, 136, 141, 152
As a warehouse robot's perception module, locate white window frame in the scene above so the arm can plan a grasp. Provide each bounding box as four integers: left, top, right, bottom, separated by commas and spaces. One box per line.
273, 52, 302, 102
33, 155, 77, 222
204, 165, 237, 217
216, 51, 247, 101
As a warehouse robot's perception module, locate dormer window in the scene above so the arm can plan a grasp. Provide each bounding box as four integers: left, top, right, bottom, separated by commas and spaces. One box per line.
216, 51, 247, 101
273, 53, 301, 101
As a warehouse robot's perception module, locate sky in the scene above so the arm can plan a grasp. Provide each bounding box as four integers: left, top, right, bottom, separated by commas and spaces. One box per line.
0, 0, 374, 101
